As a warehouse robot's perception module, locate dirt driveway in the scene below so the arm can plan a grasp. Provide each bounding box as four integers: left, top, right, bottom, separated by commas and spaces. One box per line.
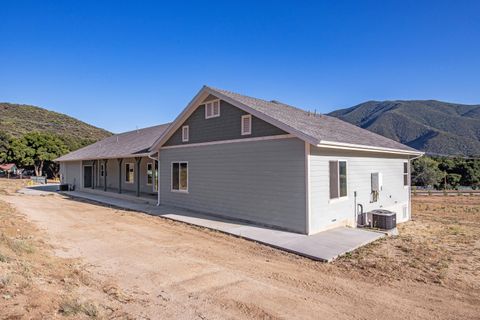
1, 186, 479, 319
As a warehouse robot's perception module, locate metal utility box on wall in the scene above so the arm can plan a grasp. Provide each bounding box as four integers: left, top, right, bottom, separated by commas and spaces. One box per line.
371, 172, 382, 202
371, 172, 382, 192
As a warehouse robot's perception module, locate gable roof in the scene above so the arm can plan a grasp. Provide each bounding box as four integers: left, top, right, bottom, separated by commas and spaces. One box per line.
55, 123, 170, 162
151, 86, 423, 155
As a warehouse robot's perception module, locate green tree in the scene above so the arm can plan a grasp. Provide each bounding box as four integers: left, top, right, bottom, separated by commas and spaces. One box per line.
9, 132, 68, 176
411, 157, 443, 187
0, 131, 10, 163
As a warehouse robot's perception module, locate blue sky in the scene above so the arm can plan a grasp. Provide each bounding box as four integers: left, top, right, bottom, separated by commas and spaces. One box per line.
1, 1, 479, 133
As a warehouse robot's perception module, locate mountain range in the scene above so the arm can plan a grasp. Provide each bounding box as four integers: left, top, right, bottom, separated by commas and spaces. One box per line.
329, 100, 480, 156
1, 100, 479, 156
0, 103, 112, 151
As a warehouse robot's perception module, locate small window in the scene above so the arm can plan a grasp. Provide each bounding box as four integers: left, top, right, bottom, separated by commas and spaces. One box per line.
100, 163, 105, 177
125, 163, 134, 183
147, 163, 153, 185
205, 100, 220, 119
403, 162, 409, 186
182, 125, 189, 142
241, 114, 252, 135
171, 162, 188, 192
329, 160, 347, 199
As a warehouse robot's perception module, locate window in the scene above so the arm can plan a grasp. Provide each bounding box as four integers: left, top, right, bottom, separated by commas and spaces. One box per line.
329, 160, 347, 199
182, 125, 189, 142
403, 162, 409, 186
171, 162, 188, 192
100, 163, 105, 177
205, 100, 220, 119
241, 114, 252, 135
147, 163, 153, 185
125, 163, 134, 183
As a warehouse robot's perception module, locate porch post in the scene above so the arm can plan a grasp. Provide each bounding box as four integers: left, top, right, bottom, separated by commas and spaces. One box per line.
157, 152, 161, 206
135, 157, 142, 197
92, 160, 96, 189
118, 159, 123, 194
103, 159, 108, 192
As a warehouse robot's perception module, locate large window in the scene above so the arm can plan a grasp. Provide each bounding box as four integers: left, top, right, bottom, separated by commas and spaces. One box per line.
403, 162, 409, 186
241, 114, 252, 135
205, 100, 220, 119
147, 163, 153, 185
125, 163, 134, 183
329, 160, 347, 199
171, 162, 188, 192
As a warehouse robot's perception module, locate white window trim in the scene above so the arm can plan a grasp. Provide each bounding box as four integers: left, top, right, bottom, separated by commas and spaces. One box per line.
204, 99, 220, 119
146, 162, 153, 185
403, 161, 409, 188
241, 114, 252, 135
171, 161, 188, 193
329, 159, 348, 203
182, 125, 189, 142
125, 162, 134, 184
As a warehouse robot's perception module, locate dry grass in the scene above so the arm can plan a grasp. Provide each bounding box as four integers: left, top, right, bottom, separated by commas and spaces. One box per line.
336, 195, 480, 292
0, 178, 123, 319
0, 178, 479, 319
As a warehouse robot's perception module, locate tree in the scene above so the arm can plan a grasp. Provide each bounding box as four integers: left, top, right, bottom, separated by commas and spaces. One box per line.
0, 131, 12, 163
411, 157, 443, 187
9, 132, 68, 176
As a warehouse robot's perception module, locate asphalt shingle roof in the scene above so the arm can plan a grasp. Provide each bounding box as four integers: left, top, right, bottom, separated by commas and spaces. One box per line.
208, 86, 419, 152
57, 86, 420, 162
55, 123, 170, 161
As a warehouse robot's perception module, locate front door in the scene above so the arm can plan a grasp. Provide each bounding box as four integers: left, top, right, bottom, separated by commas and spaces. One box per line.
84, 166, 93, 188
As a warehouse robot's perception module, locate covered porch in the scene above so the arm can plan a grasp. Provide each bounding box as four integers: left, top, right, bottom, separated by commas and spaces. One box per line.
80, 155, 158, 202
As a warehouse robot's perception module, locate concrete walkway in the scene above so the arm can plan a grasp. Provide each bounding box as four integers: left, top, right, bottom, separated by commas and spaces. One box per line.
22, 186, 385, 262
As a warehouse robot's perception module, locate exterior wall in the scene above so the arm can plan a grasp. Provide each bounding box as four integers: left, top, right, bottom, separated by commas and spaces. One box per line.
309, 147, 411, 234
74, 157, 156, 195
159, 137, 307, 233
60, 161, 81, 187
164, 99, 286, 146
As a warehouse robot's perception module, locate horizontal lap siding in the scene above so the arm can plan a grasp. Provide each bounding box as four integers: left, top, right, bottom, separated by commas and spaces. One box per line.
310, 147, 410, 233
60, 161, 81, 187
160, 138, 306, 233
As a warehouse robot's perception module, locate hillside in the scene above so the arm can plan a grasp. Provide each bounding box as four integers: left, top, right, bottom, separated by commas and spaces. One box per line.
0, 103, 112, 151
329, 100, 480, 156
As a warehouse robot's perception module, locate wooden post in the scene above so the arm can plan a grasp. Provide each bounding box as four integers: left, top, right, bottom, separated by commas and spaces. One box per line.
118, 159, 123, 194
135, 157, 142, 197
103, 159, 108, 192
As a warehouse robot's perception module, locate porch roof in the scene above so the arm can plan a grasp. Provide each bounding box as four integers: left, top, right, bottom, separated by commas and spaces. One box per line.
55, 123, 170, 162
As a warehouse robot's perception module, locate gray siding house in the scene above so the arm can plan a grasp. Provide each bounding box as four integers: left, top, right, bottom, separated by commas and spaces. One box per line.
57, 86, 423, 234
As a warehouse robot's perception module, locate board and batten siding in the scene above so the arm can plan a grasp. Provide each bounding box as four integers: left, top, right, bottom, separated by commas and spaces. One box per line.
163, 97, 286, 146
309, 146, 411, 234
160, 137, 307, 233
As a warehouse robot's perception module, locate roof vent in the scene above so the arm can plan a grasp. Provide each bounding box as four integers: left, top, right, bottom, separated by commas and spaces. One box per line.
270, 100, 281, 104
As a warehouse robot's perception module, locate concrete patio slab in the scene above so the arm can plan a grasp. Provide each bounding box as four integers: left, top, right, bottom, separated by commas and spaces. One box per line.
23, 186, 385, 262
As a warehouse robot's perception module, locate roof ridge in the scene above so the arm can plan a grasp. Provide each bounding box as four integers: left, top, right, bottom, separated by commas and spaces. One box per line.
207, 85, 314, 115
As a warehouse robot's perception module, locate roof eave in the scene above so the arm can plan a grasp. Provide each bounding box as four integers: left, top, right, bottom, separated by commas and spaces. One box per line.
317, 140, 424, 156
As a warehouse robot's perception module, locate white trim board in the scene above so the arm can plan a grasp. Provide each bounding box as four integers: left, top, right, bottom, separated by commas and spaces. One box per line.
160, 134, 295, 150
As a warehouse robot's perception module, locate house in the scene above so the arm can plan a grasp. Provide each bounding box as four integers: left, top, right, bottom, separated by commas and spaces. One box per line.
56, 86, 423, 234
0, 163, 18, 176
